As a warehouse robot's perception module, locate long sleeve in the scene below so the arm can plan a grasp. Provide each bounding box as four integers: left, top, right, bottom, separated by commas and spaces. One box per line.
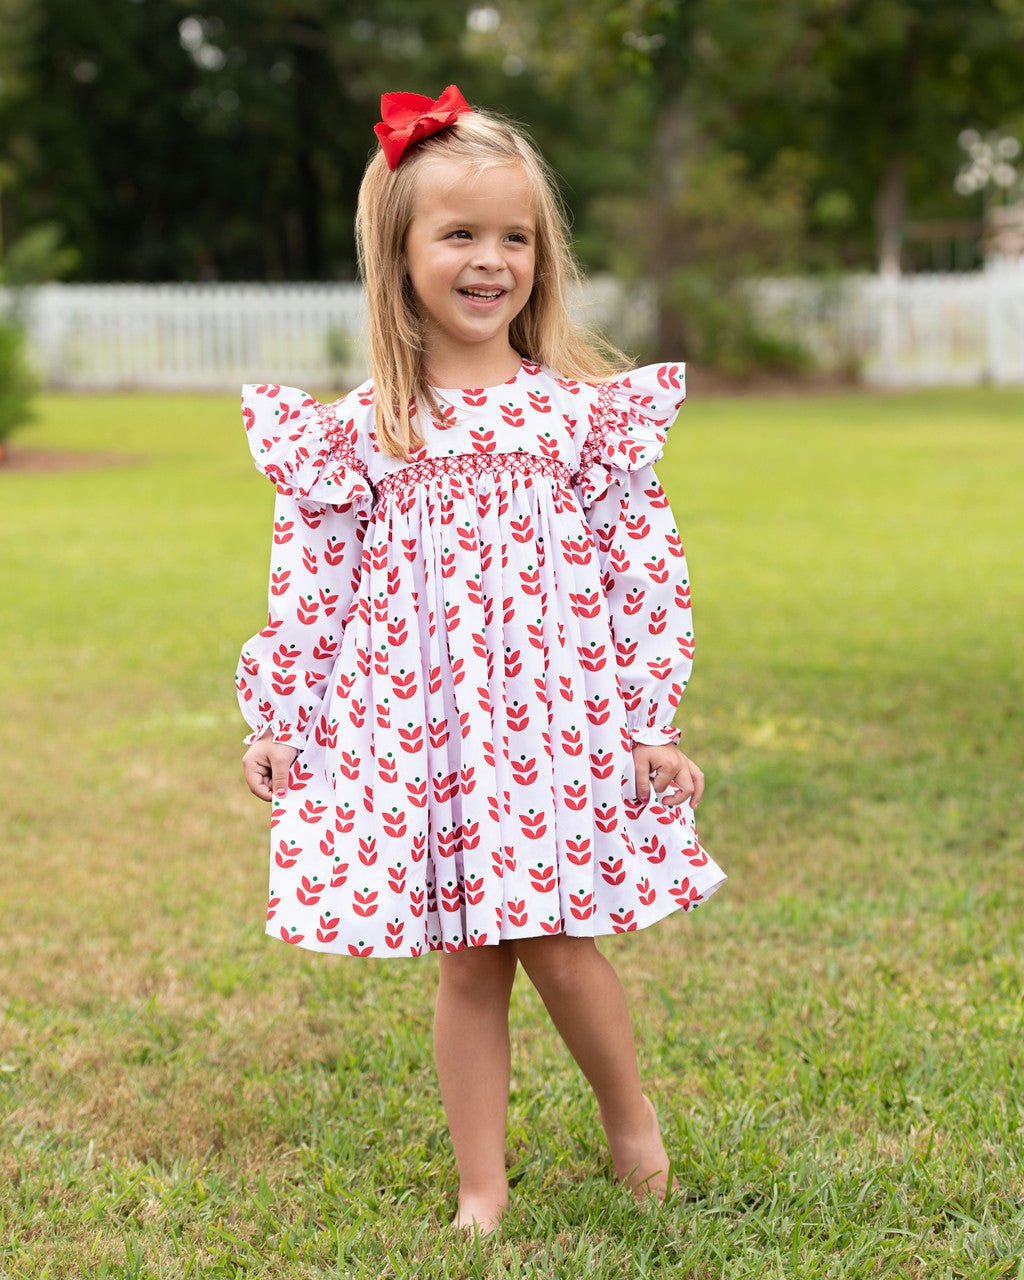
235, 383, 373, 750
236, 490, 367, 749
573, 364, 692, 745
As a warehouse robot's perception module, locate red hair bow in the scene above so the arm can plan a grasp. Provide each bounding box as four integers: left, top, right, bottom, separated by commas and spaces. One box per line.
373, 85, 472, 170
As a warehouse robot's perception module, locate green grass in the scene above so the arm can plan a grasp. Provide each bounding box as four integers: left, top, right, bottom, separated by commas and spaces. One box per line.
1, 385, 1022, 1278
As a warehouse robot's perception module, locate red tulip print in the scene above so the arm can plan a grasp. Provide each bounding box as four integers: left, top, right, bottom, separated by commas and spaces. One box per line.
296, 875, 323, 906
569, 590, 601, 619
433, 772, 458, 804
565, 837, 591, 865
241, 366, 721, 957
637, 877, 656, 907
507, 703, 530, 732
624, 513, 651, 540
570, 892, 595, 920
317, 914, 340, 944
562, 781, 588, 811
600, 856, 625, 886
520, 811, 548, 840
470, 429, 496, 453
353, 890, 379, 918
511, 756, 538, 785
585, 697, 610, 726
670, 879, 701, 909
501, 403, 525, 428
382, 808, 407, 838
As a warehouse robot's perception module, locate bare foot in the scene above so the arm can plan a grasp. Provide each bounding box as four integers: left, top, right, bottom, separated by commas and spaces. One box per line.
605, 1095, 678, 1201
452, 1192, 507, 1235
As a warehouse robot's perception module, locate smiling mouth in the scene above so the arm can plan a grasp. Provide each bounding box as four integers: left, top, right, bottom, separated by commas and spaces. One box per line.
458, 288, 505, 300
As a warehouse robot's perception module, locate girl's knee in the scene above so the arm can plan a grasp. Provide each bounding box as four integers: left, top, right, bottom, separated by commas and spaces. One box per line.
515, 935, 604, 999
438, 942, 517, 1000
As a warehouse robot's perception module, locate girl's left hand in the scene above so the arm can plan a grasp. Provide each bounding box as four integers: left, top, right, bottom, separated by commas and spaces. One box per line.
630, 743, 705, 809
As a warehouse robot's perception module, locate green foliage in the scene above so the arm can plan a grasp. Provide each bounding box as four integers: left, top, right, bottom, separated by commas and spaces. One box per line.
3, 0, 1024, 375
0, 0, 496, 281
660, 150, 814, 373
0, 221, 81, 286
664, 269, 810, 376
0, 316, 35, 445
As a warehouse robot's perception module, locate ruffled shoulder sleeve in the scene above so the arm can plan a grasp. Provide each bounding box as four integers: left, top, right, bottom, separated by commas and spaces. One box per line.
571, 362, 685, 508
241, 382, 373, 516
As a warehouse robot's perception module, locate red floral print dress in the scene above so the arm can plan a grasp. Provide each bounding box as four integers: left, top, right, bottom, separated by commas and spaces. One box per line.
237, 361, 725, 955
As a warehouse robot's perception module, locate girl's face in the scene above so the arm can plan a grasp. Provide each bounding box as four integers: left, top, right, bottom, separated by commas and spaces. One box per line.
403, 159, 535, 382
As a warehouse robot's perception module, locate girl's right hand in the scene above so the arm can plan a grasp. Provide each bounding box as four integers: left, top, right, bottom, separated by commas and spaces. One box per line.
242, 731, 300, 802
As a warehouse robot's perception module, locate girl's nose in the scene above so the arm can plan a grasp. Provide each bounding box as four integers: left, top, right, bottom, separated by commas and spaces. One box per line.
470, 239, 504, 271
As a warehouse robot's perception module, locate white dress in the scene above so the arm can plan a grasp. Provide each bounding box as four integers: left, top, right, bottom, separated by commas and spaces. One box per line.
237, 360, 725, 955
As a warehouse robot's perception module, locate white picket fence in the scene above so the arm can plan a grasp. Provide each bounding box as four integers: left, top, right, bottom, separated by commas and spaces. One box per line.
753, 263, 1024, 386
8, 268, 1024, 390
15, 283, 370, 392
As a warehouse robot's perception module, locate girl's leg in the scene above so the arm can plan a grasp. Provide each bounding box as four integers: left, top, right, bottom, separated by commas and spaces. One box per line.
434, 942, 518, 1231
513, 933, 674, 1198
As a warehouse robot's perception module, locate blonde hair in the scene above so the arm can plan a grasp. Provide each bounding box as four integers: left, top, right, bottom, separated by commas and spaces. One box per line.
355, 108, 629, 459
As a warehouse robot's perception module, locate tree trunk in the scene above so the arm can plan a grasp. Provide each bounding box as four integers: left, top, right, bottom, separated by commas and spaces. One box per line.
653, 93, 693, 356
875, 156, 906, 278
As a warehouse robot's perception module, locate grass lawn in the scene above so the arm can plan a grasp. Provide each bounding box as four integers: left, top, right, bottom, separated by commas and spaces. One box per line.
1, 384, 1022, 1278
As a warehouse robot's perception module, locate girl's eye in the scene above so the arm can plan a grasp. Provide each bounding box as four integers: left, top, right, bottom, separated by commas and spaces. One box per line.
507, 233, 529, 244
449, 229, 471, 240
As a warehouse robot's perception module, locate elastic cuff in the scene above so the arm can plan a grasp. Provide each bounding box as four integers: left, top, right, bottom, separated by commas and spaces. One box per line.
244, 716, 305, 748
629, 726, 682, 747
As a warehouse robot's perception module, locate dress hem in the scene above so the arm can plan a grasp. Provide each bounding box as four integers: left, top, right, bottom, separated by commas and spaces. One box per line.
264, 870, 726, 958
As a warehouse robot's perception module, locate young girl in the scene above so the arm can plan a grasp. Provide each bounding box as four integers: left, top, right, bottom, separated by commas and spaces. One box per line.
237, 86, 725, 1233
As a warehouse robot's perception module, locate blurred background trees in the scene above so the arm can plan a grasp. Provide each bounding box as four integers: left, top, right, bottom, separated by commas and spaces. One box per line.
1, 0, 1023, 365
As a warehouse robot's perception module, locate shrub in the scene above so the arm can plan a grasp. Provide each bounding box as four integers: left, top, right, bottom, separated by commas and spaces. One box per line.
0, 316, 36, 454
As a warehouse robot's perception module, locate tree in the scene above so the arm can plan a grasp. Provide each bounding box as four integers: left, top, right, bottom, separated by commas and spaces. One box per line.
0, 0, 483, 279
